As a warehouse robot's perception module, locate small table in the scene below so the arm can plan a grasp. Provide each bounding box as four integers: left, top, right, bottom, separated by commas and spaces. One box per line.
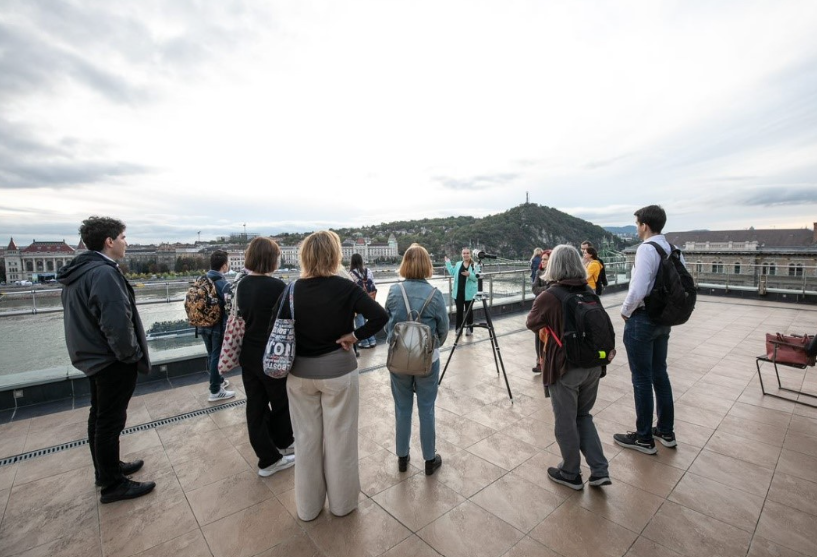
756, 355, 817, 408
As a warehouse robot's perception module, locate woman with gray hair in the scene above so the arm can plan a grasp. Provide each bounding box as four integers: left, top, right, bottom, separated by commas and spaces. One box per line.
525, 244, 611, 491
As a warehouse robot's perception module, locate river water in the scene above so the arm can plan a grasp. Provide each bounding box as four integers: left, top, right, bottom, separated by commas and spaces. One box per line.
1, 270, 529, 377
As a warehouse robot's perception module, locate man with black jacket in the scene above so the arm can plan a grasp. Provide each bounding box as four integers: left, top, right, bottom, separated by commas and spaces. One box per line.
57, 216, 156, 503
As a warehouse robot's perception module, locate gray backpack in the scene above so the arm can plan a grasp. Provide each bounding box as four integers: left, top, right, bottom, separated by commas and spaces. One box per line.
386, 283, 437, 377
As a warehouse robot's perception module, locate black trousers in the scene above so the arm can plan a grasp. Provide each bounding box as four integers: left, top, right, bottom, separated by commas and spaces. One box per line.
454, 296, 474, 332
88, 361, 138, 488
242, 360, 294, 469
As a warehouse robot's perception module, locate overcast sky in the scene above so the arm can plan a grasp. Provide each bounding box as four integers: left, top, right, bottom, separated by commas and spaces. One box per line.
2, 0, 816, 245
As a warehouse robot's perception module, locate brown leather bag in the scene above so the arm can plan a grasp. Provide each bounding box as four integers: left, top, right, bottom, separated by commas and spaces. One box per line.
765, 333, 816, 366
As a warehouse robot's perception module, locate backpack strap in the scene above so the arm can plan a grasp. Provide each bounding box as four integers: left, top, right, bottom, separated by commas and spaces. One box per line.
646, 241, 669, 259
275, 280, 296, 320
397, 282, 437, 322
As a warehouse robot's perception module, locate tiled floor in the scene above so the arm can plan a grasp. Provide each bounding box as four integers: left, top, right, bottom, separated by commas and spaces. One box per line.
1, 292, 817, 557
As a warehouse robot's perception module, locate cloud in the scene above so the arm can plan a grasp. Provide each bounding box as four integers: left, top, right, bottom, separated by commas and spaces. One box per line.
738, 186, 817, 207
433, 173, 519, 191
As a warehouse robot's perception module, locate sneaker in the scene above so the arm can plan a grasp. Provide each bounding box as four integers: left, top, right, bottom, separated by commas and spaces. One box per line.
95, 460, 145, 486
614, 432, 657, 455
398, 454, 410, 472
531, 364, 541, 373
221, 378, 230, 389
547, 467, 583, 490
100, 478, 156, 504
359, 340, 370, 348
465, 329, 472, 337
588, 475, 612, 487
258, 454, 295, 477
425, 454, 442, 476
279, 442, 295, 456
208, 388, 236, 402
652, 427, 677, 448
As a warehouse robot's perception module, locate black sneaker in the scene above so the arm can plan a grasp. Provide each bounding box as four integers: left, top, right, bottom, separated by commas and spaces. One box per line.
95, 460, 145, 487
588, 475, 612, 487
398, 454, 410, 473
100, 478, 156, 504
425, 455, 442, 476
652, 427, 677, 448
613, 432, 657, 455
547, 467, 583, 490
531, 364, 541, 373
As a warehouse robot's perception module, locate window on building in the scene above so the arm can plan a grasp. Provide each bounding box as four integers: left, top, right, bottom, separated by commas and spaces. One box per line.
695, 261, 702, 273
769, 263, 777, 276
789, 263, 804, 277
733, 263, 741, 275
712, 261, 724, 274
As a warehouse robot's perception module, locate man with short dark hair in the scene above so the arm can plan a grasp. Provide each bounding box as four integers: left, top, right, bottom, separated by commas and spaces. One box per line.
202, 250, 235, 401
614, 205, 677, 454
57, 216, 156, 503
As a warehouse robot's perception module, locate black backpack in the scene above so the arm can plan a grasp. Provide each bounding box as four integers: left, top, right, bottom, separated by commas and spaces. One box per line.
644, 242, 696, 326
548, 285, 616, 369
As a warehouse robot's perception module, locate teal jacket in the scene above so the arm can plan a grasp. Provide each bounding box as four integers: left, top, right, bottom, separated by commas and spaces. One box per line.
445, 260, 480, 301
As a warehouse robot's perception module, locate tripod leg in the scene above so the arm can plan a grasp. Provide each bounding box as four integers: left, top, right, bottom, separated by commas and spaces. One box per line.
439, 315, 468, 386
482, 298, 514, 403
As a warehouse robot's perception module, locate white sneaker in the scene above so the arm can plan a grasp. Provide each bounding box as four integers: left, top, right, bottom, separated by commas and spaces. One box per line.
208, 388, 236, 402
221, 378, 230, 389
279, 443, 295, 456
258, 454, 295, 477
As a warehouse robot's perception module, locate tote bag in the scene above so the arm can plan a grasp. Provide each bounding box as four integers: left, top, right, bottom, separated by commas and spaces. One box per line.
263, 281, 296, 378
218, 282, 245, 373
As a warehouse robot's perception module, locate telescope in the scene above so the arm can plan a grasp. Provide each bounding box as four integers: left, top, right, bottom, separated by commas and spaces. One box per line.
474, 250, 497, 260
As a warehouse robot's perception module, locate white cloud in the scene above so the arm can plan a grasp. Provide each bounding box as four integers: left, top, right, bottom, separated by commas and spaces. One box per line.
1, 0, 816, 243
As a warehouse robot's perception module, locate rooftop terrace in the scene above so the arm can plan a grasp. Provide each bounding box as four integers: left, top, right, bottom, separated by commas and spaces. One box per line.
1, 291, 817, 557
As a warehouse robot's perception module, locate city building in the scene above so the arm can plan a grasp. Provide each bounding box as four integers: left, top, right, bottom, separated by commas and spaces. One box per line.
2, 238, 82, 282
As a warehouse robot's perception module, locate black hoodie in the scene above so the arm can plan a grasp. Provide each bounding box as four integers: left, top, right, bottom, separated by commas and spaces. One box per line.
57, 251, 150, 376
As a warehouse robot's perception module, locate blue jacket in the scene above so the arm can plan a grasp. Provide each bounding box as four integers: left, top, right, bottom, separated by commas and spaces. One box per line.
445, 260, 480, 301
385, 279, 449, 360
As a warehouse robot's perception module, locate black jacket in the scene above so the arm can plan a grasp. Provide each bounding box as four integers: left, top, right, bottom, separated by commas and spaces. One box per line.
57, 251, 150, 376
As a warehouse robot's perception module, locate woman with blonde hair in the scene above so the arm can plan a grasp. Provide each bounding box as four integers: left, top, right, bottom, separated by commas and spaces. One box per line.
277, 230, 388, 521
385, 244, 449, 475
530, 247, 543, 284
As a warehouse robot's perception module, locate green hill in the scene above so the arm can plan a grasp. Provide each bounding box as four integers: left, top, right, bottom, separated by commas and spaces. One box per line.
330, 203, 624, 260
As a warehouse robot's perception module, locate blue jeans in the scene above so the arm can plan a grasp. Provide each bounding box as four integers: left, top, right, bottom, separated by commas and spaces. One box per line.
390, 359, 440, 461
623, 310, 673, 440
354, 313, 376, 345
201, 325, 224, 394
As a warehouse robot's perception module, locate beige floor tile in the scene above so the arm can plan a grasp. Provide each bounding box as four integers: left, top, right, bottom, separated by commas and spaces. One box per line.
688, 450, 774, 497
162, 424, 230, 466
782, 431, 817, 458
465, 432, 538, 471
673, 403, 725, 430
574, 478, 664, 533
259, 460, 296, 495
776, 449, 817, 484
220, 422, 251, 447
668, 472, 765, 532
377, 534, 445, 557
718, 415, 788, 447
373, 472, 465, 531
122, 443, 174, 478
417, 500, 524, 557
503, 536, 563, 557
0, 419, 31, 439
499, 413, 557, 451
0, 467, 97, 556
435, 411, 496, 449
156, 414, 219, 446
125, 403, 152, 429
609, 450, 684, 498
756, 500, 817, 556
13, 445, 91, 486
209, 405, 247, 429
435, 387, 488, 416
0, 463, 17, 491
642, 501, 751, 557
307, 497, 411, 557
470, 473, 562, 533
727, 401, 793, 429
704, 430, 781, 470
6, 525, 101, 557
672, 419, 715, 449
132, 530, 212, 557
251, 531, 322, 557
186, 469, 275, 526
358, 418, 396, 450
28, 408, 89, 434
0, 435, 26, 461
359, 448, 420, 497
747, 535, 810, 557
766, 472, 817, 517
0, 487, 8, 525
431, 449, 506, 498
117, 429, 163, 461
788, 414, 817, 436
100, 492, 199, 557
650, 442, 701, 471
173, 444, 251, 491
624, 537, 683, 557
22, 421, 87, 453
529, 499, 638, 557
202, 497, 301, 557
98, 466, 184, 524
